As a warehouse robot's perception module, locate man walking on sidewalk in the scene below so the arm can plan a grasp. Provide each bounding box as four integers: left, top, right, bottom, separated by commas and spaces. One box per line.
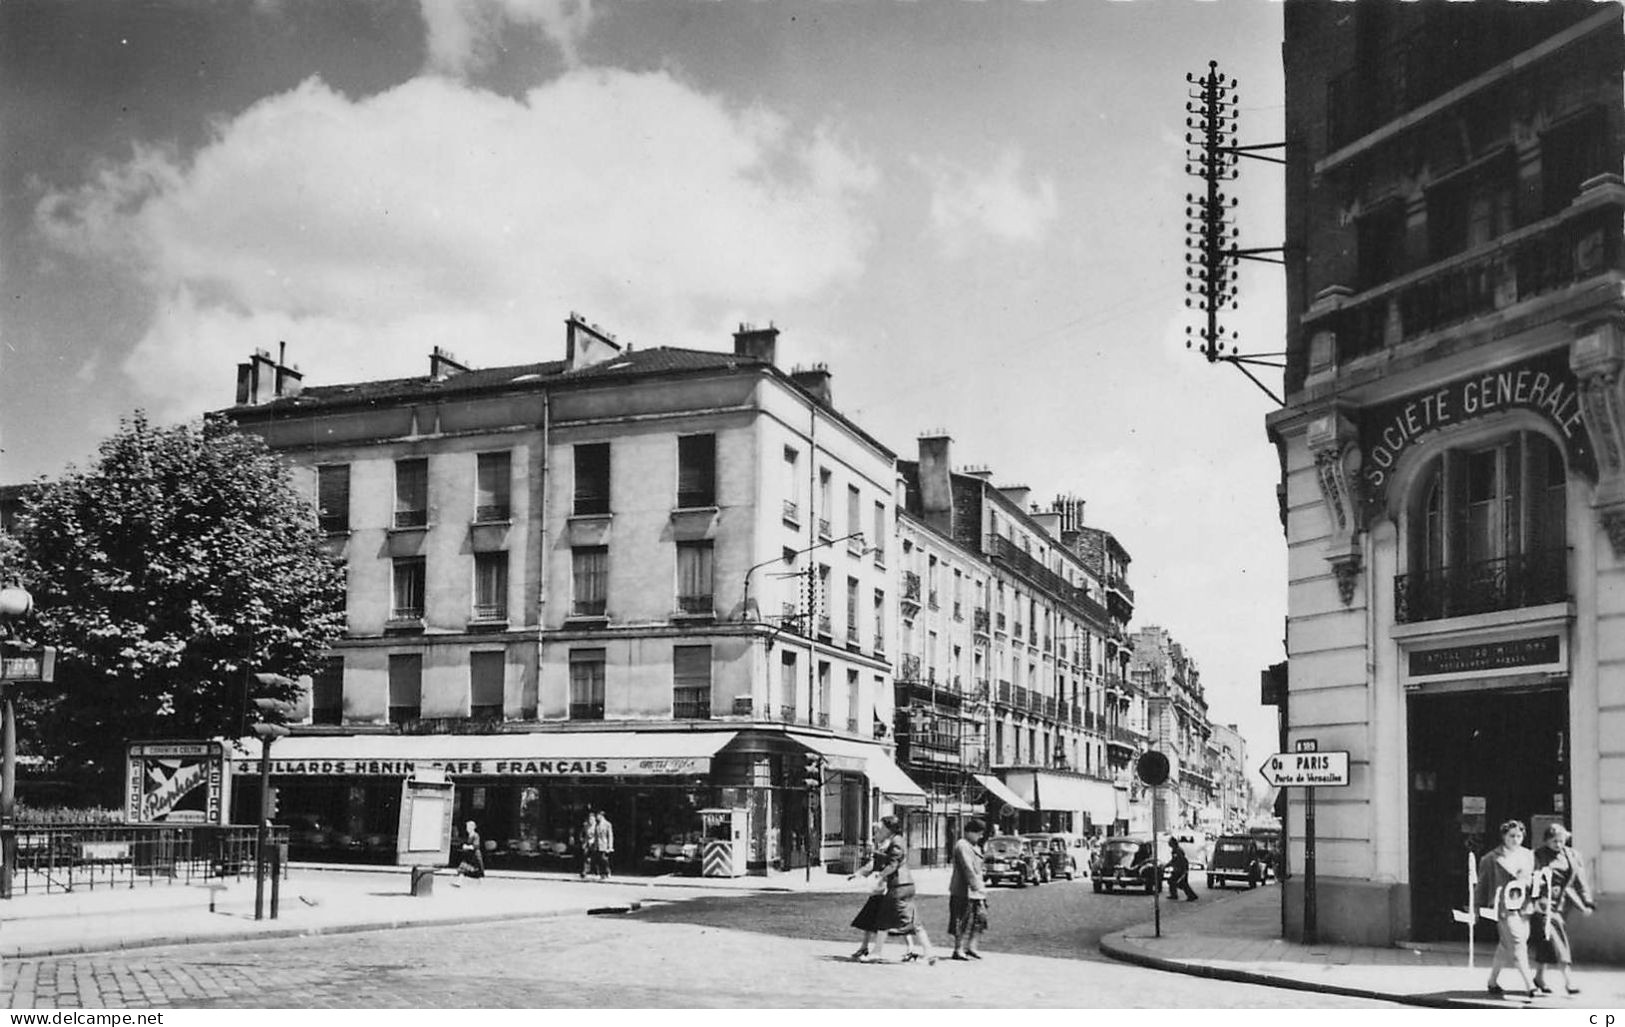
1167, 840, 1198, 901
589, 810, 615, 881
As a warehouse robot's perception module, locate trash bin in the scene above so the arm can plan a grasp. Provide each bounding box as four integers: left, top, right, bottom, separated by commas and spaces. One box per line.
410, 865, 436, 897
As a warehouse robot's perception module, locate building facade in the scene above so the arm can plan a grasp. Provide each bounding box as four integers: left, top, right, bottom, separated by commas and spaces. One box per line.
1270, 1, 1625, 953
223, 318, 923, 875
1130, 626, 1219, 832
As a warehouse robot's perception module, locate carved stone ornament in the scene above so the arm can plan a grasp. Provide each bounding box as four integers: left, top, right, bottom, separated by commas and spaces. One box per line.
1572, 320, 1625, 559
1307, 410, 1364, 605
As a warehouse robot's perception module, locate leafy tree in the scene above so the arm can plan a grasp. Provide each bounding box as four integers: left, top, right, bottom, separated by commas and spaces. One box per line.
10, 413, 344, 803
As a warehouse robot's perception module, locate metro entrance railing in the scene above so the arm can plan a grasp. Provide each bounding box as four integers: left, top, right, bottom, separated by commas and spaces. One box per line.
0, 823, 286, 896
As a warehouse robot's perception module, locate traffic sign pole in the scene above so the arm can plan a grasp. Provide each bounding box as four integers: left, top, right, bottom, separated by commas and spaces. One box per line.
1304, 785, 1316, 946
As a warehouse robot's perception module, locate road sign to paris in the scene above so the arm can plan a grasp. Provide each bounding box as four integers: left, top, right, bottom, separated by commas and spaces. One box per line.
1259, 750, 1349, 787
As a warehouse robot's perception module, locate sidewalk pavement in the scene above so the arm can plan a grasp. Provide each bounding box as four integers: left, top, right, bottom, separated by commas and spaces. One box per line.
0, 861, 933, 961
1100, 883, 1625, 1009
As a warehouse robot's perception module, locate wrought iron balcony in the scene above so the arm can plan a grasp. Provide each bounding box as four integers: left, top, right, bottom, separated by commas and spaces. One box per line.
817, 518, 832, 539
973, 607, 990, 635
569, 702, 605, 721
902, 572, 922, 605
782, 499, 799, 523
673, 691, 712, 719
472, 602, 507, 621
1394, 548, 1569, 624
677, 594, 715, 616
571, 598, 607, 618
899, 654, 922, 682
474, 504, 510, 523
1311, 186, 1624, 364
995, 612, 1007, 633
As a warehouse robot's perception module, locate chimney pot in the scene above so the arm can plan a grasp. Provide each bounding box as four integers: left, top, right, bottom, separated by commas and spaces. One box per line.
734, 323, 780, 366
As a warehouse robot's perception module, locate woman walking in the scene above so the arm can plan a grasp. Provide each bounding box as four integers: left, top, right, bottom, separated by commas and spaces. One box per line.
1476, 819, 1537, 999
848, 816, 937, 964
1531, 823, 1594, 996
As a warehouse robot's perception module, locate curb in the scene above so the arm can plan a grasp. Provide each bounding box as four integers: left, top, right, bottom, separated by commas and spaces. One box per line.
3, 902, 622, 962
1096, 930, 1493, 1010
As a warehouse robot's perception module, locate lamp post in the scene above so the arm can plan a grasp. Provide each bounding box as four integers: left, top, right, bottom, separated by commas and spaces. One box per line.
249, 682, 298, 921
0, 583, 32, 899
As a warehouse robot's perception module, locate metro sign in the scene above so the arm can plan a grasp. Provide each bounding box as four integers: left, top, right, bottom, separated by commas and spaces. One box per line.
1259, 750, 1349, 787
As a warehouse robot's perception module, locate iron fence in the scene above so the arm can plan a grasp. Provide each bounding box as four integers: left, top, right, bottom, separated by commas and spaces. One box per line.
3, 824, 286, 896
1394, 548, 1569, 623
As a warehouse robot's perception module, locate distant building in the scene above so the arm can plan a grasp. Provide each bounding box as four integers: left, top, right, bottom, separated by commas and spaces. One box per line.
1130, 626, 1216, 832
1270, 1, 1624, 953
222, 317, 922, 875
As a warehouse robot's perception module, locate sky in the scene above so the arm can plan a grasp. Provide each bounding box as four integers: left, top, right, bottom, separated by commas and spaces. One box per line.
0, 0, 1288, 771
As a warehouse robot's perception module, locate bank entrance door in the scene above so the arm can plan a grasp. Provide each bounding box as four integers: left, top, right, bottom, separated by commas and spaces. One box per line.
1407, 684, 1568, 941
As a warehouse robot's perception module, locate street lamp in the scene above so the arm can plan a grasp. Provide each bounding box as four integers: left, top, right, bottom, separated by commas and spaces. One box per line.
249, 678, 299, 921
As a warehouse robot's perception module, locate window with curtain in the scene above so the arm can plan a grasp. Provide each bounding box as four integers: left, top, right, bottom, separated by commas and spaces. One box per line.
845, 576, 859, 639
469, 651, 504, 720
475, 451, 511, 522
569, 649, 605, 719
316, 465, 350, 533
1400, 430, 1568, 622
573, 443, 610, 515
873, 588, 885, 653
676, 541, 714, 614
846, 669, 860, 733
394, 458, 428, 528
783, 446, 800, 524
672, 644, 711, 719
311, 656, 343, 725
473, 551, 508, 620
817, 468, 832, 537
387, 654, 422, 724
571, 546, 608, 617
676, 434, 716, 507
392, 557, 426, 620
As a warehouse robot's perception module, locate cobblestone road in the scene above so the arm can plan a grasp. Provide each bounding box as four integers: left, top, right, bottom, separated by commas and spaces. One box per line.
2, 885, 1393, 1008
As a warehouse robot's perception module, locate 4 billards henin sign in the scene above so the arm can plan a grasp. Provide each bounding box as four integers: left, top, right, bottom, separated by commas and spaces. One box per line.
1259, 751, 1349, 787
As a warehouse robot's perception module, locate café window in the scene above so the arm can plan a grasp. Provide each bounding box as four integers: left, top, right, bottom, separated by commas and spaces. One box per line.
1397, 430, 1568, 623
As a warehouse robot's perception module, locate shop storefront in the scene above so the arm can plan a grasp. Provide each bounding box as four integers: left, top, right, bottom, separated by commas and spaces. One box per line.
227, 727, 924, 877
996, 769, 1119, 836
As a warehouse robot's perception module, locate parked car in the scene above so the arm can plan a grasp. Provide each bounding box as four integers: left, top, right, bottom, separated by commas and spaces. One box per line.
1206, 834, 1265, 889
1022, 831, 1088, 881
983, 835, 1044, 887
1091, 835, 1158, 894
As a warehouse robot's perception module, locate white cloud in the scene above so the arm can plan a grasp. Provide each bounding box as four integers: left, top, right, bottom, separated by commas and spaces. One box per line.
921, 147, 1058, 257
34, 71, 878, 421
422, 0, 597, 75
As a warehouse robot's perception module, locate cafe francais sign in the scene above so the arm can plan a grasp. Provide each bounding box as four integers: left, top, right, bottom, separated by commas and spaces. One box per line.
1359, 349, 1595, 516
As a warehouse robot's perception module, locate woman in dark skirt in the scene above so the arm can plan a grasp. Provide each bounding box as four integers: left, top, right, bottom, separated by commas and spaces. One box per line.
847, 815, 936, 964
1531, 823, 1594, 996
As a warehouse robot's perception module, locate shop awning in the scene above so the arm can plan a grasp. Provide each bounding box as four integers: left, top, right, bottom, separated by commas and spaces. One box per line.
227, 730, 740, 777
997, 770, 1115, 820
973, 773, 1034, 812
795, 735, 928, 804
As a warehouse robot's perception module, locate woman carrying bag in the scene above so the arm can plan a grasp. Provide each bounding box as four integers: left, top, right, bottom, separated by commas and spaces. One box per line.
847, 815, 936, 965
1531, 823, 1594, 996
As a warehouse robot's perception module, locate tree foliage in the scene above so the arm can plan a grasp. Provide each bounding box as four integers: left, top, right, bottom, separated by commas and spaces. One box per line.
10, 413, 344, 803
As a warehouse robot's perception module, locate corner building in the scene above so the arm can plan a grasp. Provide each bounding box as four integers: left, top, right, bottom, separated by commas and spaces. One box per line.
1270, 1, 1625, 954
223, 318, 921, 876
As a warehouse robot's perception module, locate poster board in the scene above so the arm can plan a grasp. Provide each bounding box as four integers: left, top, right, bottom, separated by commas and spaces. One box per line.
125, 742, 227, 824
396, 769, 455, 866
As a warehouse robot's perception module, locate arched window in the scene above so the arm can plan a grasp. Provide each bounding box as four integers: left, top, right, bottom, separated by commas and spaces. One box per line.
1397, 431, 1568, 622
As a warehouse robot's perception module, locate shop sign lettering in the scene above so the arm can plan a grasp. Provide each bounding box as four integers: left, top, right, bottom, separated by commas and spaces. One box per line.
1359, 351, 1595, 512
229, 756, 708, 777
1408, 636, 1561, 678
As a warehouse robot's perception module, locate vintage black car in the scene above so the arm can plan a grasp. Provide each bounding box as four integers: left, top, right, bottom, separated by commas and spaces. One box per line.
983, 835, 1045, 887
1206, 834, 1265, 889
1249, 827, 1283, 880
1022, 832, 1087, 881
1090, 835, 1158, 894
